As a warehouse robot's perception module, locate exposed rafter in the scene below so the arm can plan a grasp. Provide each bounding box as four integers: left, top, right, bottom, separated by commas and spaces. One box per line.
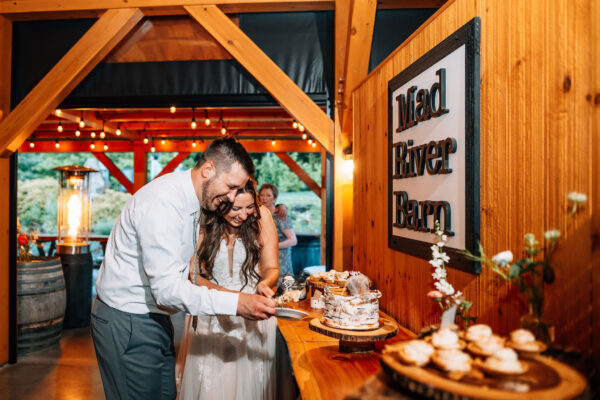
275, 152, 321, 198
0, 8, 144, 156
154, 152, 190, 179
185, 4, 334, 153
93, 152, 134, 194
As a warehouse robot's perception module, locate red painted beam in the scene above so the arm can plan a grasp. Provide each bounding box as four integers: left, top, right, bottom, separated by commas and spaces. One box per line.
154, 152, 191, 180
93, 152, 134, 194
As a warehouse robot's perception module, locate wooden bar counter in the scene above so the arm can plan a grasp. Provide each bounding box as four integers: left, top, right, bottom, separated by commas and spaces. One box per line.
276, 299, 415, 400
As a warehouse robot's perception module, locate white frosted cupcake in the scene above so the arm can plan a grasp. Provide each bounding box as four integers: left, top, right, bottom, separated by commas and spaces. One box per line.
431, 328, 463, 350
508, 329, 545, 353
432, 349, 472, 373
465, 324, 493, 342
471, 335, 504, 356
397, 340, 435, 366
484, 348, 525, 374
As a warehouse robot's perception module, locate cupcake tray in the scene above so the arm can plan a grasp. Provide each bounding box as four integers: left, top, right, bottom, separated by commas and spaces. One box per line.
309, 316, 398, 353
380, 353, 587, 400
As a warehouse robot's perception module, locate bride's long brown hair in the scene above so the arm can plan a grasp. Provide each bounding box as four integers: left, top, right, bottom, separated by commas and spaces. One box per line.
197, 178, 262, 290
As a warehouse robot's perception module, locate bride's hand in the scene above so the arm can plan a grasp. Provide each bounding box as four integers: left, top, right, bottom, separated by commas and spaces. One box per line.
256, 281, 275, 298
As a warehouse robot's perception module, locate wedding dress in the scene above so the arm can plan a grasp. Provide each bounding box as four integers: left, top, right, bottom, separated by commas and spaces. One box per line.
177, 238, 277, 400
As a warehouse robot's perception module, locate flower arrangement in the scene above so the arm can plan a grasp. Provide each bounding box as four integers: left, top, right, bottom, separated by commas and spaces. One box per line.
427, 221, 477, 328
16, 219, 38, 263
462, 191, 587, 343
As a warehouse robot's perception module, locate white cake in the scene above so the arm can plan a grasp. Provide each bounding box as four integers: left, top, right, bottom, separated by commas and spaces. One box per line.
321, 288, 381, 330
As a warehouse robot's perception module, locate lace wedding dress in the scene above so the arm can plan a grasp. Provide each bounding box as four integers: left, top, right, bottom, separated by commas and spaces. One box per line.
177, 239, 277, 400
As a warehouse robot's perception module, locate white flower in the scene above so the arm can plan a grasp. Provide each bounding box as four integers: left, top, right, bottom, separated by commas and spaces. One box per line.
429, 259, 443, 268
438, 252, 450, 263
432, 267, 447, 281
567, 192, 587, 204
434, 280, 455, 296
442, 234, 448, 241
437, 241, 445, 248
544, 229, 561, 241
491, 250, 513, 267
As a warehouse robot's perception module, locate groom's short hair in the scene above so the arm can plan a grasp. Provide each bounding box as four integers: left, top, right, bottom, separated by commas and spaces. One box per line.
194, 137, 255, 177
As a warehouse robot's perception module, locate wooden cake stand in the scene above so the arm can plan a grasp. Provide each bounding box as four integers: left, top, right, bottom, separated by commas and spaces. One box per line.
379, 353, 587, 400
309, 315, 398, 353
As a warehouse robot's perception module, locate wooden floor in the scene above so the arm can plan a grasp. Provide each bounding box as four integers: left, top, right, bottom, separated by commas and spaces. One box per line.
0, 312, 186, 400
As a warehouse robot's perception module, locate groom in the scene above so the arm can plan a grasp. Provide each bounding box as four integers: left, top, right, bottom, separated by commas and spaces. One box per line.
92, 138, 276, 400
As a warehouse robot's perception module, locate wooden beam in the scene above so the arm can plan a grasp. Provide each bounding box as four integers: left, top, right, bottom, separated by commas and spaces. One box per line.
0, 8, 144, 156
275, 152, 321, 198
186, 5, 334, 153
133, 140, 147, 192
320, 149, 327, 265
340, 0, 377, 140
92, 152, 134, 194
18, 139, 320, 153
334, 0, 352, 128
0, 1, 334, 15
0, 13, 11, 366
154, 152, 190, 180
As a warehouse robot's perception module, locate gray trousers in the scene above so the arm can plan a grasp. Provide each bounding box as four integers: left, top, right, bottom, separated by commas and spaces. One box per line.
91, 298, 176, 400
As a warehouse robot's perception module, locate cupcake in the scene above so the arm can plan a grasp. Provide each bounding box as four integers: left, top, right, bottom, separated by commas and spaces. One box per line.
508, 329, 545, 354
388, 340, 434, 367
483, 348, 526, 374
469, 335, 505, 356
465, 324, 493, 342
431, 328, 463, 350
432, 349, 472, 373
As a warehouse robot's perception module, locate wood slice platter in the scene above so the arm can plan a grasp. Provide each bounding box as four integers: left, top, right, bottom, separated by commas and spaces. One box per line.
380, 353, 587, 400
309, 316, 398, 353
307, 279, 343, 291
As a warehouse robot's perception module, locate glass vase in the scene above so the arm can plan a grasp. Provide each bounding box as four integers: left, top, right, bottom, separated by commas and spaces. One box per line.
520, 304, 555, 346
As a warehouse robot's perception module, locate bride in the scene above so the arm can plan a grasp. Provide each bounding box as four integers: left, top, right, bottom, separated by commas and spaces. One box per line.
178, 178, 280, 400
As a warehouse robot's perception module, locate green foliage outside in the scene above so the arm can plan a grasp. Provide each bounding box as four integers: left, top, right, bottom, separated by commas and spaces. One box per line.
18, 151, 322, 236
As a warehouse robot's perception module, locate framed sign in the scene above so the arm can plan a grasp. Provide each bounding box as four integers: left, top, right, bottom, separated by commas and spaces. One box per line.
388, 18, 481, 274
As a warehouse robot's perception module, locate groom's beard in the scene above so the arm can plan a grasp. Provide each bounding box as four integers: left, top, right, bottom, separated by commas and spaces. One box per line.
201, 177, 230, 213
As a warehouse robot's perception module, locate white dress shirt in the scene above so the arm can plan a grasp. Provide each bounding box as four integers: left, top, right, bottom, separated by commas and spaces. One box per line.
95, 169, 239, 316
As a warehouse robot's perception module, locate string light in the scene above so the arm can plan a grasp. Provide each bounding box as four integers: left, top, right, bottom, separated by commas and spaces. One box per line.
292, 121, 298, 129
116, 125, 121, 136
57, 122, 63, 133
90, 142, 95, 150
191, 107, 197, 129
75, 130, 81, 137
170, 106, 176, 113
29, 141, 35, 148
79, 111, 85, 128
308, 139, 313, 145
91, 132, 96, 138
151, 143, 156, 153
55, 109, 62, 116
298, 123, 305, 132
204, 110, 211, 126
311, 142, 317, 148
103, 144, 108, 151
143, 137, 149, 144
100, 121, 105, 138
55, 140, 60, 149
221, 126, 227, 135
161, 139, 165, 145
192, 140, 197, 148
301, 133, 307, 140
271, 140, 276, 146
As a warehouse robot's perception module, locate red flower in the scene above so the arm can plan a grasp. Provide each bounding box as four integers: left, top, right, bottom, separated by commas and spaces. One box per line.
18, 234, 29, 246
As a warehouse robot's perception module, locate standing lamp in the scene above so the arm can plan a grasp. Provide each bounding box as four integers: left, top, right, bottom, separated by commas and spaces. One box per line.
54, 165, 97, 328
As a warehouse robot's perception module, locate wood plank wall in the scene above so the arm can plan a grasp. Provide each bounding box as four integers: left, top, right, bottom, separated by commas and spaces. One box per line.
353, 0, 598, 356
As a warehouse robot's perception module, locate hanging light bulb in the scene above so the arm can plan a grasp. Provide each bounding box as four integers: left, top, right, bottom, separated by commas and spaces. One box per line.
204, 110, 211, 126
103, 144, 108, 151
79, 111, 85, 128
116, 125, 122, 136
298, 124, 305, 132
91, 132, 96, 138
100, 131, 106, 139
143, 137, 149, 144
55, 109, 62, 116
161, 139, 165, 145
311, 141, 317, 148
57, 122, 63, 133
151, 144, 156, 153
292, 121, 298, 129
191, 107, 197, 129
55, 140, 60, 149
221, 126, 227, 135
301, 133, 307, 140
308, 139, 313, 145
75, 130, 81, 137
192, 140, 197, 148
271, 140, 276, 146
170, 106, 176, 113
90, 142, 96, 150
29, 141, 35, 148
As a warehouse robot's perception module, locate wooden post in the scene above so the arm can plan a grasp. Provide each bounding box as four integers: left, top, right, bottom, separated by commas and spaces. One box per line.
0, 14, 12, 364
0, 8, 143, 156
321, 150, 327, 265
133, 140, 147, 193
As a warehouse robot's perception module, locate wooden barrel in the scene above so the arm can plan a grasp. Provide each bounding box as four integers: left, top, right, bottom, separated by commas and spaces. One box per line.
17, 257, 66, 355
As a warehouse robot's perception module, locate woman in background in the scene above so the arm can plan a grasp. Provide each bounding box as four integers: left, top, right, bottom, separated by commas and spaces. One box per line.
259, 183, 297, 282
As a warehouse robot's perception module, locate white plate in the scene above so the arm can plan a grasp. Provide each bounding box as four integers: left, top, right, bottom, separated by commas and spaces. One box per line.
275, 307, 309, 321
